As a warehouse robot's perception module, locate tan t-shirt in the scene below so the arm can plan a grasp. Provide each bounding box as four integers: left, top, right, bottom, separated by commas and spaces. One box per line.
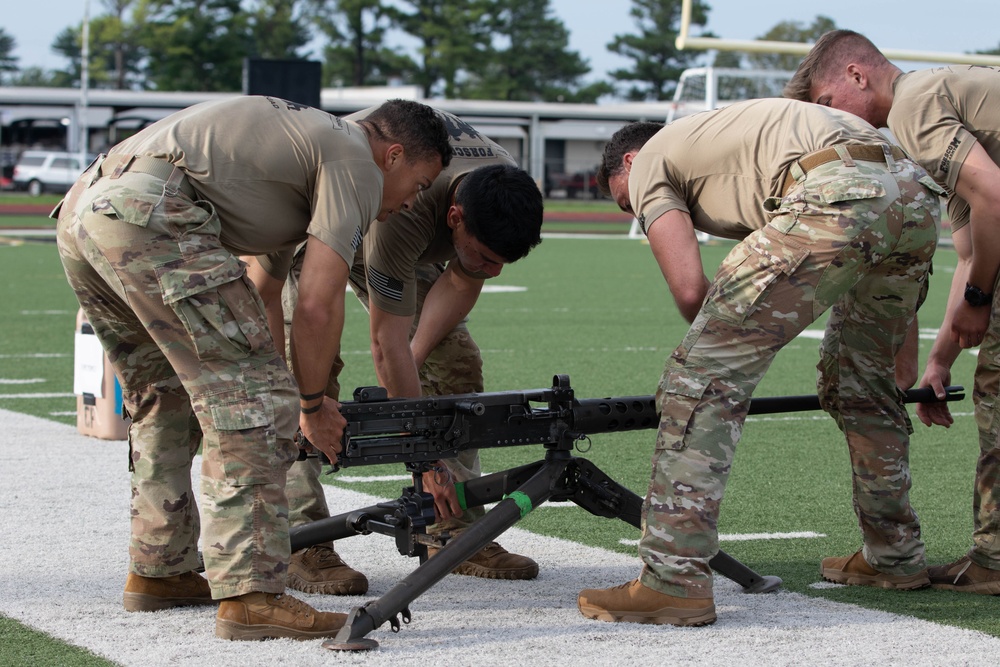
888, 66, 1000, 231
112, 96, 382, 276
345, 107, 516, 316
629, 98, 891, 238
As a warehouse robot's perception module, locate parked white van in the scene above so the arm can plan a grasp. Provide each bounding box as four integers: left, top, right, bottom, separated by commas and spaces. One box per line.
12, 151, 93, 197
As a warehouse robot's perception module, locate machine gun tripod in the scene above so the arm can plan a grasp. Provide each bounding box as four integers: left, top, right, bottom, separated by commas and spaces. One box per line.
288, 375, 964, 651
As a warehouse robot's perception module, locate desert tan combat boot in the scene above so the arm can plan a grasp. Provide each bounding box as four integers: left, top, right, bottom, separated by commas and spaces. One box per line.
821, 550, 930, 590
928, 554, 1000, 594
427, 541, 539, 580
578, 578, 716, 626
123, 571, 214, 612
215, 592, 348, 640
287, 545, 369, 595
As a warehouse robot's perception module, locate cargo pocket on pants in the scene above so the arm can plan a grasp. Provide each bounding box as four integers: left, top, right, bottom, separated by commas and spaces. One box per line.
702, 226, 810, 325
211, 396, 275, 486
91, 192, 164, 227
655, 371, 711, 452
156, 251, 264, 361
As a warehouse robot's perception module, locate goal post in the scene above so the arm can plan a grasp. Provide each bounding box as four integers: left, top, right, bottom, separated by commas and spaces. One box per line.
675, 0, 1000, 67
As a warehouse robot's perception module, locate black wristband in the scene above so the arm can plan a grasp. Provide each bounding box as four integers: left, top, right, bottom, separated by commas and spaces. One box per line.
965, 283, 993, 307
300, 403, 322, 415
299, 390, 326, 401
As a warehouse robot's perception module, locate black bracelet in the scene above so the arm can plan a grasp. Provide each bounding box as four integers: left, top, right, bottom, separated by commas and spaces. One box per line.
300, 403, 322, 415
299, 390, 326, 401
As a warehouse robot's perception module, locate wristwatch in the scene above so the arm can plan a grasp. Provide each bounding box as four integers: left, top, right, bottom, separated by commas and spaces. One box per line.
964, 283, 993, 307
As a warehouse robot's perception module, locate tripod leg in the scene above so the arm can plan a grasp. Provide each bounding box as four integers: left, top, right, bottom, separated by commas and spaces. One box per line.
288, 503, 387, 552
457, 460, 547, 510
323, 458, 567, 651
563, 458, 782, 593
708, 551, 783, 593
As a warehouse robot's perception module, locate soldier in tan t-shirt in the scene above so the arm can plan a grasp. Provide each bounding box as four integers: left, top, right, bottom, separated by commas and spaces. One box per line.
576, 98, 940, 627
259, 109, 544, 594
786, 29, 1000, 595
54, 96, 451, 639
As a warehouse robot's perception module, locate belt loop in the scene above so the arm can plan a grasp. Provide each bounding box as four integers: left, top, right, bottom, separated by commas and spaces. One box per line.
833, 145, 856, 168
881, 143, 899, 172
163, 165, 184, 197
110, 155, 135, 180
790, 160, 806, 183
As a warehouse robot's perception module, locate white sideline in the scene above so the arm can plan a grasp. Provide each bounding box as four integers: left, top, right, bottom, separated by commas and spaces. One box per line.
1, 407, 997, 666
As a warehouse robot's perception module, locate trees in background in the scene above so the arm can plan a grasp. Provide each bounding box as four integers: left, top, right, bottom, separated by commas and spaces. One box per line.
0, 29, 18, 85
49, 0, 146, 90
10, 1, 977, 102
745, 15, 836, 71
455, 0, 611, 102
19, 0, 610, 101
388, 0, 490, 98
312, 0, 416, 88
606, 0, 709, 101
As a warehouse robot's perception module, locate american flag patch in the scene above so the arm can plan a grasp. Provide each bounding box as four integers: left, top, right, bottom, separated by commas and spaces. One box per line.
367, 267, 404, 302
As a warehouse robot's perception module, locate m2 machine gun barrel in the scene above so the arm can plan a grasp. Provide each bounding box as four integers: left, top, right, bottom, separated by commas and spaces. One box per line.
334, 376, 965, 469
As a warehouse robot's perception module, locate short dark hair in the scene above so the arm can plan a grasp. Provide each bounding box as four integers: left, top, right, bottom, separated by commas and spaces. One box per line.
784, 30, 890, 101
456, 164, 543, 262
596, 121, 664, 196
363, 99, 452, 168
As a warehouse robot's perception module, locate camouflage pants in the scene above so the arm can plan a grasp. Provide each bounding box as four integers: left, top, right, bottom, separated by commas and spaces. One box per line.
639, 156, 940, 598
55, 159, 298, 599
969, 273, 1000, 568
283, 261, 487, 539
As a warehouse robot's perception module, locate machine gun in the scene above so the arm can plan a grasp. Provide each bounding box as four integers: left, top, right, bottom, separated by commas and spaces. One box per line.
289, 375, 964, 651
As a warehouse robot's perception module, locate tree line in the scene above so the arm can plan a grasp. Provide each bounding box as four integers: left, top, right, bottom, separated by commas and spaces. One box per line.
2, 1, 996, 103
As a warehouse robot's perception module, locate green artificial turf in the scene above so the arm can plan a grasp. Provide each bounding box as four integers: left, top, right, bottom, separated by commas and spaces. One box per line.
0, 221, 995, 661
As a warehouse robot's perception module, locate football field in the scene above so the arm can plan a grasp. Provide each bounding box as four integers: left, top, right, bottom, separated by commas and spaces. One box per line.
0, 229, 996, 664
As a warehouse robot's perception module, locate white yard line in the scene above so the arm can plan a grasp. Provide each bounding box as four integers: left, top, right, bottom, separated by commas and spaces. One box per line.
620, 532, 827, 547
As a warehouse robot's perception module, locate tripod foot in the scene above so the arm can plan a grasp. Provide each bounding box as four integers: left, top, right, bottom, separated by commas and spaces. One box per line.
322, 637, 379, 651
741, 575, 782, 594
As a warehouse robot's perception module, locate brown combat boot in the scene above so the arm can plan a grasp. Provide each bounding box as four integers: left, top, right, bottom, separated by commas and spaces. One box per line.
428, 541, 539, 580
928, 554, 1000, 594
821, 550, 929, 590
123, 571, 214, 612
578, 579, 716, 626
287, 545, 369, 595
215, 592, 348, 641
